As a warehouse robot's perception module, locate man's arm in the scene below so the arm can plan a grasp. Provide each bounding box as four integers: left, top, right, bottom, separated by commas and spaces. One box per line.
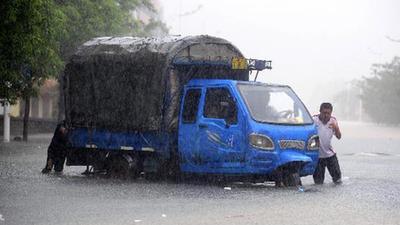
330, 121, 341, 139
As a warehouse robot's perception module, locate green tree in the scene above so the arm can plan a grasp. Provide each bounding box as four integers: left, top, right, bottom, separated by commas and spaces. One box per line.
0, 0, 63, 103
360, 56, 400, 124
0, 0, 64, 140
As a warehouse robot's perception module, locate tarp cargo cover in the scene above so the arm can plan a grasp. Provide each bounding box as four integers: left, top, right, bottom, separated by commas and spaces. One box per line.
64, 35, 249, 132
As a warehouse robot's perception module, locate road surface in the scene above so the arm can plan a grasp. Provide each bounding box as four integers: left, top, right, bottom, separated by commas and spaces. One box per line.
1, 122, 399, 225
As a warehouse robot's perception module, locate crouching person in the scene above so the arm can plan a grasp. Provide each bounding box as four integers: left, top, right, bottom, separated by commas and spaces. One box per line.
41, 121, 68, 173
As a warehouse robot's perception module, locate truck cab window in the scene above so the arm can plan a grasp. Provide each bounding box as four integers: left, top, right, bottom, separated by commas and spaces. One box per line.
204, 88, 237, 124
182, 89, 201, 123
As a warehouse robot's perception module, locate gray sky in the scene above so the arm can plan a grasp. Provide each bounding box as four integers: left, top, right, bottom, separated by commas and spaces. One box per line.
160, 0, 400, 113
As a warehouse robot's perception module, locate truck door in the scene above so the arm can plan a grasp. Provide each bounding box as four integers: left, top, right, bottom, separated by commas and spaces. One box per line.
198, 87, 245, 167
178, 88, 203, 166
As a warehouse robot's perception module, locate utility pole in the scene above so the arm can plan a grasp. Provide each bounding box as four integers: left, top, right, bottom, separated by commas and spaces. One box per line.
3, 102, 10, 142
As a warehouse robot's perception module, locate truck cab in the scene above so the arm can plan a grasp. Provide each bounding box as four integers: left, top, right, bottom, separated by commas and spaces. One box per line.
178, 79, 319, 183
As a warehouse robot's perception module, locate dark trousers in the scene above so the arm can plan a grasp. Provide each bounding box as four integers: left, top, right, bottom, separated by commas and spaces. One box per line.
45, 146, 66, 172
313, 154, 342, 184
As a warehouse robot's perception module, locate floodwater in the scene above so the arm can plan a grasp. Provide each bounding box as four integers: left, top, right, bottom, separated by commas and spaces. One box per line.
0, 122, 399, 225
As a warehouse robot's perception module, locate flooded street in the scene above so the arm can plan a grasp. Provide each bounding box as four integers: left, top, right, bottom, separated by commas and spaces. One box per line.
1, 122, 400, 225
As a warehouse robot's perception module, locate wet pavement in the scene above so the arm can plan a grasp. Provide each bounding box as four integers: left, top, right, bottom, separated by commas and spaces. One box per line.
1, 122, 400, 225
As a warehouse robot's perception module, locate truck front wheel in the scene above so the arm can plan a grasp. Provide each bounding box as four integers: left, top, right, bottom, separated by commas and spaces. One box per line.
275, 163, 303, 187
282, 172, 302, 187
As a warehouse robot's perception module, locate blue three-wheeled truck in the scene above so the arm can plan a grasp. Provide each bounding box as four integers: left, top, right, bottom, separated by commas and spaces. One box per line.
64, 35, 319, 186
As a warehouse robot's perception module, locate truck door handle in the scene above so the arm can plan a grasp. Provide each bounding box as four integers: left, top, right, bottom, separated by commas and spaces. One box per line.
199, 123, 208, 128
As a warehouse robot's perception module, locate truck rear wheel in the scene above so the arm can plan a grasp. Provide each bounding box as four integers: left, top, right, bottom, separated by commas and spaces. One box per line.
107, 154, 139, 179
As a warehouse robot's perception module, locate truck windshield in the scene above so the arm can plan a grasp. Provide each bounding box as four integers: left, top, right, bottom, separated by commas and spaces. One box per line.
237, 84, 313, 125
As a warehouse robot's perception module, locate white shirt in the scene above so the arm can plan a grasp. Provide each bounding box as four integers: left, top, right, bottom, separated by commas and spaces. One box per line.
313, 115, 338, 158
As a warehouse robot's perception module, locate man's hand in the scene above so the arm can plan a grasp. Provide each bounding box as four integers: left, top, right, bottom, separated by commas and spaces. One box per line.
60, 127, 67, 134
329, 122, 342, 139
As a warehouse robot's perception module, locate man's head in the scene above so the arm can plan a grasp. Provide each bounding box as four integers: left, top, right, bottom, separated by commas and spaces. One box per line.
319, 102, 333, 124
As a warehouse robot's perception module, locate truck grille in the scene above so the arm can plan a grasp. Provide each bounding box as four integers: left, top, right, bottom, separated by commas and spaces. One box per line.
278, 140, 305, 150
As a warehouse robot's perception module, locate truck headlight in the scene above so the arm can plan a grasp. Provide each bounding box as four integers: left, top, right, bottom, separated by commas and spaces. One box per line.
307, 135, 319, 150
249, 133, 274, 150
